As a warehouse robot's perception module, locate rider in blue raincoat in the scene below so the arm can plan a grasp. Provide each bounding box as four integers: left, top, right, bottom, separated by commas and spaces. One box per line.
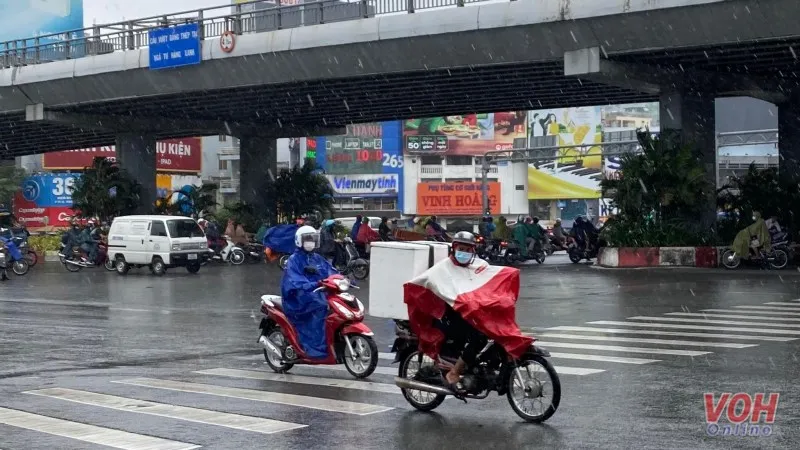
280, 225, 338, 359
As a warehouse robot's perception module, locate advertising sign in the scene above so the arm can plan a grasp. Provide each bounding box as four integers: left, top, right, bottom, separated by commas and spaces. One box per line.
0, 0, 84, 47
416, 182, 501, 216
527, 107, 604, 200
314, 121, 405, 209
403, 112, 527, 156
13, 172, 81, 229
326, 174, 398, 197
148, 23, 201, 70
42, 137, 203, 173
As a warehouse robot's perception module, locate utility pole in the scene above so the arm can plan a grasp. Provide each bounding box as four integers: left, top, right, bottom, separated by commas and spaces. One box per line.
480, 157, 490, 214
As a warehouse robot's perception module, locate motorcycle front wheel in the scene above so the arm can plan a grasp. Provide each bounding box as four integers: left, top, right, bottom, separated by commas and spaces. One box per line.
343, 334, 378, 379
568, 250, 582, 264
721, 249, 741, 270
25, 251, 38, 267
399, 350, 446, 412
278, 254, 290, 270
12, 260, 29, 276
104, 258, 116, 271
230, 248, 246, 265
769, 249, 789, 270
350, 260, 369, 280
507, 355, 561, 423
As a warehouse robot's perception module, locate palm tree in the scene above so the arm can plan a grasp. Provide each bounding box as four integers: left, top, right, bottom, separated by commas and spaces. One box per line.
263, 158, 334, 221
0, 165, 26, 210
70, 157, 142, 222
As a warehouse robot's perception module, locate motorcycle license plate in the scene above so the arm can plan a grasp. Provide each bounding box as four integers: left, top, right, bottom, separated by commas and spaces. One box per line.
188, 254, 198, 260
499, 249, 507, 257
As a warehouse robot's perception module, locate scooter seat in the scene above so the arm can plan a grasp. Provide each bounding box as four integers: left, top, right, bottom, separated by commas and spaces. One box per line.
261, 295, 283, 310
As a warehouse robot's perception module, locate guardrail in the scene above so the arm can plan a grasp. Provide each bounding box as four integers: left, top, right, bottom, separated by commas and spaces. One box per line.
0, 0, 505, 68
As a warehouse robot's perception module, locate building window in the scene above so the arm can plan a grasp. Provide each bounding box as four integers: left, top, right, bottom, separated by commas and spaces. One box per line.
446, 156, 473, 165
420, 155, 442, 165
219, 135, 227, 142
219, 160, 228, 171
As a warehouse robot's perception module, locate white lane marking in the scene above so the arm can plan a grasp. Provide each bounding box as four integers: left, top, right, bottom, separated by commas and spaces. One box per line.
307, 361, 604, 376
536, 333, 756, 349
703, 308, 800, 317
195, 368, 400, 395
0, 407, 199, 450
112, 378, 391, 416
734, 305, 800, 312
764, 302, 800, 308
24, 388, 306, 435
667, 312, 800, 322
379, 352, 394, 360
588, 321, 800, 336
627, 316, 800, 329
546, 352, 658, 365
547, 326, 795, 341
533, 341, 708, 357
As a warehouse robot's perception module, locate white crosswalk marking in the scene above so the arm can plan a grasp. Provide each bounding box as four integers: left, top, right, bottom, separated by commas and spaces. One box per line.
627, 316, 800, 329
667, 312, 800, 322
764, 302, 800, 307
536, 333, 756, 349
588, 321, 800, 335
195, 368, 401, 394
112, 378, 392, 416
533, 341, 708, 356
310, 359, 605, 376
546, 352, 658, 364
24, 388, 306, 435
0, 407, 199, 450
733, 305, 800, 313
547, 325, 795, 341
703, 308, 800, 317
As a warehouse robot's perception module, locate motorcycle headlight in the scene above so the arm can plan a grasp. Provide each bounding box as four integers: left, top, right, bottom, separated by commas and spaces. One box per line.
334, 278, 350, 292
333, 302, 355, 319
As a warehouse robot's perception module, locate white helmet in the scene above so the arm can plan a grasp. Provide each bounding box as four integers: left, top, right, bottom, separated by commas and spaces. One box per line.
295, 225, 320, 251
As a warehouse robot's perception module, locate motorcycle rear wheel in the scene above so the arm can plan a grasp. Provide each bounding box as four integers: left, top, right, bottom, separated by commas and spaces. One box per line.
263, 327, 294, 373
507, 355, 561, 423
769, 249, 789, 270
721, 249, 741, 270
278, 254, 290, 270
25, 251, 38, 267
64, 258, 83, 272
399, 351, 446, 412
104, 258, 116, 271
568, 251, 582, 264
350, 260, 369, 280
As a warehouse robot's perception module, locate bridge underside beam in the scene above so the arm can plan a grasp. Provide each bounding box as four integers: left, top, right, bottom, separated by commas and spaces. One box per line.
564, 47, 788, 104
24, 105, 345, 138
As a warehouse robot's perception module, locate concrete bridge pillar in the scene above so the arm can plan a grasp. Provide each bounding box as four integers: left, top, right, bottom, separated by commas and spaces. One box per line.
778, 100, 800, 182
239, 135, 277, 221
116, 133, 157, 214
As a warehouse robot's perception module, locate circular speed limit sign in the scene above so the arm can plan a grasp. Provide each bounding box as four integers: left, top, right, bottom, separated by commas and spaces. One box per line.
220, 31, 235, 53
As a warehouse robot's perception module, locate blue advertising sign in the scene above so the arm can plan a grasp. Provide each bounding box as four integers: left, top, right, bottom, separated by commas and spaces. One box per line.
148, 23, 201, 70
0, 0, 85, 58
21, 173, 80, 208
314, 121, 405, 210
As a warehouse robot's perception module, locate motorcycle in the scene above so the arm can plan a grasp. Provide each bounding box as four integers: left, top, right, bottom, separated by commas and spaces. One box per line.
60, 241, 115, 272
567, 236, 599, 263
499, 240, 545, 265
391, 320, 561, 423
204, 236, 245, 265
0, 229, 36, 267
333, 237, 369, 281
0, 237, 29, 276
244, 241, 265, 264
257, 274, 379, 378
722, 231, 790, 270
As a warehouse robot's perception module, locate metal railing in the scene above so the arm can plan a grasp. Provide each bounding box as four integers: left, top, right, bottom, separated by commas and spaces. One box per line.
0, 0, 507, 68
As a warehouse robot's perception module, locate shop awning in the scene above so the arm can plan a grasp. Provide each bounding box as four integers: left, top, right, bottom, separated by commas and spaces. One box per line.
528, 168, 601, 200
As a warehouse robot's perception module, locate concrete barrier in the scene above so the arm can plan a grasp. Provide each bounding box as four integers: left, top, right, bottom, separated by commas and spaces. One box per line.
599, 247, 720, 268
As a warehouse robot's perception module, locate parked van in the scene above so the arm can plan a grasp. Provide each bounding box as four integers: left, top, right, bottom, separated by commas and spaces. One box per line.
107, 215, 210, 276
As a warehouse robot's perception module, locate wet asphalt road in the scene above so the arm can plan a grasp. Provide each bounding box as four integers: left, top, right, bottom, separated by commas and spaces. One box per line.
1, 254, 800, 449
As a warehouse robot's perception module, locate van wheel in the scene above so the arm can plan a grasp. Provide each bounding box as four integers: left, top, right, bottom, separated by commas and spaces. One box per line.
151, 257, 166, 276
186, 264, 200, 274
116, 257, 130, 275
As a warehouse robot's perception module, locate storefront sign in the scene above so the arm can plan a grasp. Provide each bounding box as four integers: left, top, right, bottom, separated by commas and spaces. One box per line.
404, 112, 527, 156
323, 123, 390, 175
326, 174, 398, 197
20, 173, 80, 208
13, 192, 74, 229
416, 182, 501, 216
42, 137, 203, 173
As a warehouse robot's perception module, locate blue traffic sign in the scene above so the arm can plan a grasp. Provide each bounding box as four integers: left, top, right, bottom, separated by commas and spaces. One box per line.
148, 23, 201, 70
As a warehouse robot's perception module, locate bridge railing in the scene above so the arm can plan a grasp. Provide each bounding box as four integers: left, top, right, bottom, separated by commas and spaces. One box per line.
0, 0, 509, 68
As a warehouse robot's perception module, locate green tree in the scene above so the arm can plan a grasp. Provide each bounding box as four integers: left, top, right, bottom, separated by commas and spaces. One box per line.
0, 164, 26, 210
70, 157, 142, 222
600, 130, 716, 247
263, 158, 334, 222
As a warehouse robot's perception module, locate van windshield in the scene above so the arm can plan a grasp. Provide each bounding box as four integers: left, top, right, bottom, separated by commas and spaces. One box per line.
167, 219, 205, 238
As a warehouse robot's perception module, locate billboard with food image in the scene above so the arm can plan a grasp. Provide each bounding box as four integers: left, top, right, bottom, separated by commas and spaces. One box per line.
403, 112, 527, 156
527, 107, 604, 200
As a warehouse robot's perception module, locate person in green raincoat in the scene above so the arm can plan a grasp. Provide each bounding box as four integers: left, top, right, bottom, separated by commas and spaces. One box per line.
513, 219, 531, 258
730, 211, 771, 259
494, 216, 513, 241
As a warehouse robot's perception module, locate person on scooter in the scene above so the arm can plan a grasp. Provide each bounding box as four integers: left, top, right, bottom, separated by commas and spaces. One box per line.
349, 215, 363, 241
80, 221, 99, 264
513, 218, 531, 259
319, 219, 337, 264
280, 225, 338, 360
379, 217, 393, 241
552, 219, 566, 247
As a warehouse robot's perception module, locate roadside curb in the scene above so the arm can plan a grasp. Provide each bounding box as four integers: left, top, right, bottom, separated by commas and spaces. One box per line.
598, 247, 721, 268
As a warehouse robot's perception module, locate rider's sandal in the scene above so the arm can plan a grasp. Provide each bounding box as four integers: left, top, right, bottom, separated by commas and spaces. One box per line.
447, 381, 468, 402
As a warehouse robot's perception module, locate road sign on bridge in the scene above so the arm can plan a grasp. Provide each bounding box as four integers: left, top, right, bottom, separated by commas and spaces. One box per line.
148, 23, 201, 70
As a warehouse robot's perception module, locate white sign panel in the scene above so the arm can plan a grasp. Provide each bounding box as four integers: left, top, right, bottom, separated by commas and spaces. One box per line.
326, 174, 399, 197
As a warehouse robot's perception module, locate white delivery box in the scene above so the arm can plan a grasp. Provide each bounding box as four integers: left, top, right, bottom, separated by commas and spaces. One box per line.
368, 241, 451, 320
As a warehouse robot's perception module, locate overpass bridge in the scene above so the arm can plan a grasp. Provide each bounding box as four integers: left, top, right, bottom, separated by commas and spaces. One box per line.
1, 0, 799, 212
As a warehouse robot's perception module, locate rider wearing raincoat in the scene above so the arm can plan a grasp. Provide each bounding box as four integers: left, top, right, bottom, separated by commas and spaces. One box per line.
731, 211, 771, 259
280, 225, 338, 359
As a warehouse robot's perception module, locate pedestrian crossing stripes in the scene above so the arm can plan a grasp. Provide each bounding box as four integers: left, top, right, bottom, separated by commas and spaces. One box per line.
536, 333, 757, 349
626, 316, 800, 329
666, 312, 800, 322
586, 320, 800, 335
195, 368, 401, 394
704, 308, 800, 316
733, 305, 800, 313
546, 326, 795, 341
0, 407, 200, 450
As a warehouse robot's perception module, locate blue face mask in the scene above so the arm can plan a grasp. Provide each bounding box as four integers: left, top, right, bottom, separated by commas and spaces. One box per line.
454, 250, 473, 265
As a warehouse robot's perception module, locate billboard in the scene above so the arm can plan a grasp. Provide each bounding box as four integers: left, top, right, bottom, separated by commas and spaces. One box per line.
403, 112, 527, 156
13, 172, 81, 229
1, 1, 84, 45
42, 137, 203, 173
416, 182, 501, 216
314, 121, 405, 210
527, 107, 604, 200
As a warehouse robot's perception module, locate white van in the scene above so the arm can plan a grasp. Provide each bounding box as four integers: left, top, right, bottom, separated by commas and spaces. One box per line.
107, 215, 210, 276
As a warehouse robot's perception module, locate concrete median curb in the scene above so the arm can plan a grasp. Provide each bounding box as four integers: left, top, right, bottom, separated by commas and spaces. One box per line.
598, 247, 721, 268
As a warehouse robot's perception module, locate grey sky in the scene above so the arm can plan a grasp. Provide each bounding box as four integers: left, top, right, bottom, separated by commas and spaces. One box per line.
84, 0, 227, 25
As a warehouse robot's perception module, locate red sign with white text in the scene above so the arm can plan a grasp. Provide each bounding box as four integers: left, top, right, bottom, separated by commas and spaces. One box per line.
42, 137, 203, 173
12, 192, 75, 229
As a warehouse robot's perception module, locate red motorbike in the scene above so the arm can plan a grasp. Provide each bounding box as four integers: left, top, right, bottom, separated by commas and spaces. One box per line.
257, 274, 379, 378
61, 241, 115, 272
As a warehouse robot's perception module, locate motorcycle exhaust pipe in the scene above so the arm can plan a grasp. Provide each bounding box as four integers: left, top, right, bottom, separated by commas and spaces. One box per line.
258, 335, 282, 358
394, 377, 453, 396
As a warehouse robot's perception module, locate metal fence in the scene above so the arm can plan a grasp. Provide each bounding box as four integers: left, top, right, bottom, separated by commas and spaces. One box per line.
0, 0, 508, 68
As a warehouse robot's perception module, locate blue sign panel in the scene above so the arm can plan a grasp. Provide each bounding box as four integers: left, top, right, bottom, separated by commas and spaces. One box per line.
0, 0, 85, 60
21, 173, 80, 208
148, 23, 201, 70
